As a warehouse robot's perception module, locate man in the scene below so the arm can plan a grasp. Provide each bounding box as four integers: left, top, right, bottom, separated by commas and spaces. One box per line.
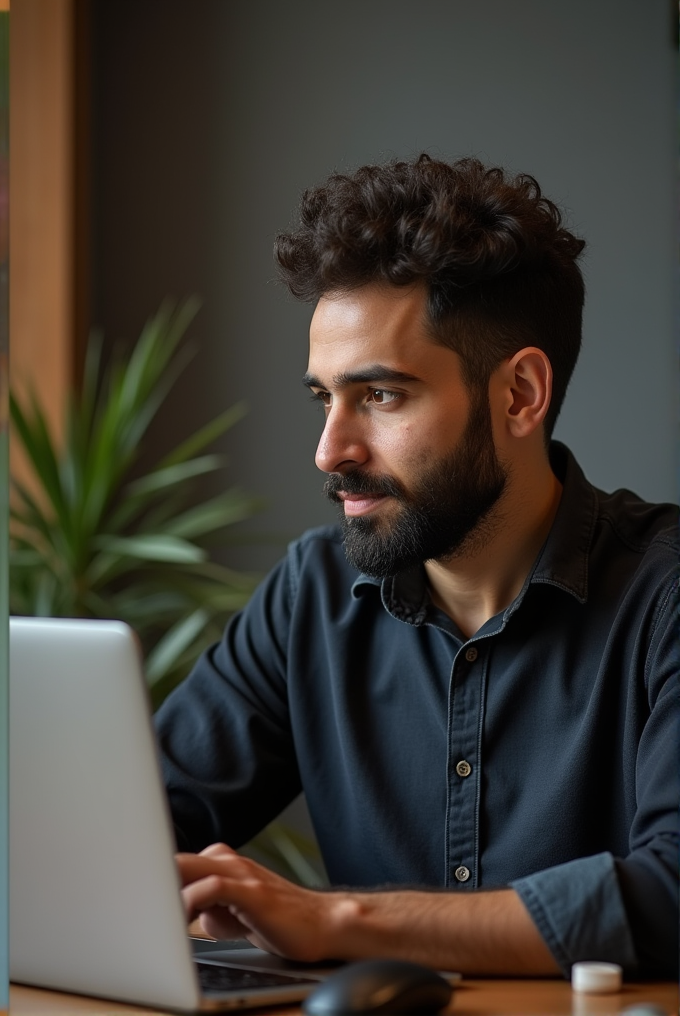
156, 155, 678, 978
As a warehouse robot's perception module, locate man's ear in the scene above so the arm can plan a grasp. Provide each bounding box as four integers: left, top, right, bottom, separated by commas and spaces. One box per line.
494, 347, 553, 438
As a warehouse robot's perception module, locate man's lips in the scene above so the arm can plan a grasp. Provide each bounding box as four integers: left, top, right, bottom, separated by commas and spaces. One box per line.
337, 491, 389, 517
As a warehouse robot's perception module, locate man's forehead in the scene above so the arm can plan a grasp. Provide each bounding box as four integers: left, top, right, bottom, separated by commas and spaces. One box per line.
310, 283, 428, 337
307, 283, 440, 377
306, 288, 465, 389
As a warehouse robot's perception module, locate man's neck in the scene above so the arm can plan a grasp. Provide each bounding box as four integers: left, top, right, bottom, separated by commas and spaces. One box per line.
424, 461, 563, 640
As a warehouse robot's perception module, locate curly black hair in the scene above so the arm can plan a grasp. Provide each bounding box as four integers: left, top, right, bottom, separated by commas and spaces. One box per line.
275, 154, 586, 437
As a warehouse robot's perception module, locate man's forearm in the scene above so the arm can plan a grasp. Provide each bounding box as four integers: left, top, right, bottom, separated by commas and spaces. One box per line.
326, 887, 560, 975
177, 847, 560, 974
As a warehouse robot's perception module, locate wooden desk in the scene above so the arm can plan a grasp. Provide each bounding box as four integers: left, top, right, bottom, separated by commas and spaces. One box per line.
11, 979, 678, 1015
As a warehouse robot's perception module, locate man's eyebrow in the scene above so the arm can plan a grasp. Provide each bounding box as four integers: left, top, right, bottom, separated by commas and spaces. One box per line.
302, 365, 423, 389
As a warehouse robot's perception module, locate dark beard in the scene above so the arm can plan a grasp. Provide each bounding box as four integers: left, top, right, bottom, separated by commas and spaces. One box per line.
323, 391, 507, 578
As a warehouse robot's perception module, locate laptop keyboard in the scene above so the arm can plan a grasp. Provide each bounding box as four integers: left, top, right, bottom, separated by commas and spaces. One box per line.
196, 961, 317, 993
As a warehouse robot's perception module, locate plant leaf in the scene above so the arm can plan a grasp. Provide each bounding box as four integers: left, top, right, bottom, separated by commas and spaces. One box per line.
262, 823, 325, 888
164, 489, 260, 540
80, 328, 104, 431
160, 403, 247, 468
10, 391, 70, 538
93, 534, 207, 564
34, 570, 59, 617
125, 455, 224, 498
145, 608, 209, 683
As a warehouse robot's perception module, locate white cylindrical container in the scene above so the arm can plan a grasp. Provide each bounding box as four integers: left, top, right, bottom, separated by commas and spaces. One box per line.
571, 962, 623, 994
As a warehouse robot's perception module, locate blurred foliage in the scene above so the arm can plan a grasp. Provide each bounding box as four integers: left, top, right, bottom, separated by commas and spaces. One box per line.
242, 820, 328, 888
9, 299, 261, 707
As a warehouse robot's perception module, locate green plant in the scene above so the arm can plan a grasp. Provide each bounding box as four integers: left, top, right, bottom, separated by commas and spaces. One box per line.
10, 299, 261, 707
240, 821, 327, 887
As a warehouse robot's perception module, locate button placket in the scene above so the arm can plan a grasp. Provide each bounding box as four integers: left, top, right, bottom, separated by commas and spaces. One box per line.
445, 641, 486, 890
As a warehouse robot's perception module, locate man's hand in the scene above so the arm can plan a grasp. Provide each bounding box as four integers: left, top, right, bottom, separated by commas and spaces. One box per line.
176, 843, 560, 975
176, 843, 351, 961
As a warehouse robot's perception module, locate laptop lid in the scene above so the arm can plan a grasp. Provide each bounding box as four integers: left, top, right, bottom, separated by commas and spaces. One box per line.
9, 616, 319, 1011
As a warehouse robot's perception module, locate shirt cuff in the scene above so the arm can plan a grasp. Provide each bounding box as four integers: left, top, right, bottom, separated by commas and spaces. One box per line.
511, 852, 638, 977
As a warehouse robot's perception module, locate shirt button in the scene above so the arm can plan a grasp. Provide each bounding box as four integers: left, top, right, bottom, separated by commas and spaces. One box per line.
454, 865, 470, 882
455, 760, 472, 778
464, 647, 478, 662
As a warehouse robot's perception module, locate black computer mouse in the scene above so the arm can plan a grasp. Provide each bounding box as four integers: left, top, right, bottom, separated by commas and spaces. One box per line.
302, 958, 453, 1015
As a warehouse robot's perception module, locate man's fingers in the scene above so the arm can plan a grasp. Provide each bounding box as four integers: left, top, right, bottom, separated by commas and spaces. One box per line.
176, 850, 252, 887
199, 908, 251, 943
181, 871, 282, 944
181, 869, 278, 923
182, 873, 246, 921
199, 842, 238, 860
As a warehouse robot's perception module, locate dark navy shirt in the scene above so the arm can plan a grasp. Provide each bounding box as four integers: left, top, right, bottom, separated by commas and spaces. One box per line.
155, 444, 679, 977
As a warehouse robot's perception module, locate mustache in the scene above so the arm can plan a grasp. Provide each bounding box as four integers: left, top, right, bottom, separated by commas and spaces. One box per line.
323, 471, 406, 503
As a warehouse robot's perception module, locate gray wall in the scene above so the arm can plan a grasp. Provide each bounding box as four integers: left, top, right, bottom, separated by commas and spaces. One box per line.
94, 0, 677, 578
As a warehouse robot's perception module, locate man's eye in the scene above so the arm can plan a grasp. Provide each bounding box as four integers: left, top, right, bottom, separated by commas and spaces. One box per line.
311, 390, 332, 407
369, 389, 400, 405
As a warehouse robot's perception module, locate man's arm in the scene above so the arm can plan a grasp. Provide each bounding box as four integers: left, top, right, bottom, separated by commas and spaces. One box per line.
177, 844, 560, 975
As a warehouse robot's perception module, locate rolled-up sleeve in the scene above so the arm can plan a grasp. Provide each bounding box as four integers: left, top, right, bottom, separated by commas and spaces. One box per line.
512, 852, 637, 974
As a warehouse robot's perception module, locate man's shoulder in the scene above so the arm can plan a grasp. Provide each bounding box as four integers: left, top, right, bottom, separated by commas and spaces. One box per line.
592, 484, 679, 558
554, 443, 677, 539
541, 446, 678, 602
586, 485, 679, 619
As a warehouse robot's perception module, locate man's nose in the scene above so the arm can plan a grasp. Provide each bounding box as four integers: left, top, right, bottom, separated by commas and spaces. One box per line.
315, 407, 369, 474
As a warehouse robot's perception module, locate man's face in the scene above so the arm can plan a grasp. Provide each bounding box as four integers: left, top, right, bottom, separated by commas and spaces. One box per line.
304, 284, 507, 578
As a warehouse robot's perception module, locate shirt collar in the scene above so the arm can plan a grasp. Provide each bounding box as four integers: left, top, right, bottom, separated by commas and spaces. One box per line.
350, 441, 596, 620
528, 441, 596, 604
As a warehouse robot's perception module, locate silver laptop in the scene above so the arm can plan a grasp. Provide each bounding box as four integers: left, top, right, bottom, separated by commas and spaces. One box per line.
9, 616, 328, 1011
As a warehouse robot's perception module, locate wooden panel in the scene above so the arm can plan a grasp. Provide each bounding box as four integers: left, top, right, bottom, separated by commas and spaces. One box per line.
9, 0, 75, 463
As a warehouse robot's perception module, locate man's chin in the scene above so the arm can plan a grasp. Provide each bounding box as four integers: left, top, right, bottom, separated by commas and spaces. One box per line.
339, 509, 398, 544
342, 550, 400, 580
340, 524, 424, 579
